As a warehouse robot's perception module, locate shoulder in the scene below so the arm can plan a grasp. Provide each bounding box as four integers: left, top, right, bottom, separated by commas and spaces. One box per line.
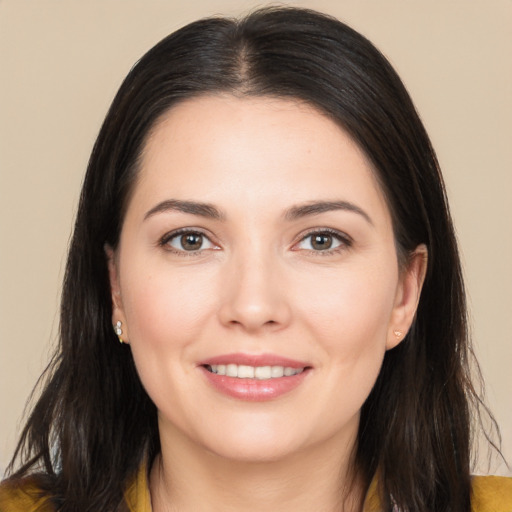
471, 475, 512, 511
0, 477, 56, 512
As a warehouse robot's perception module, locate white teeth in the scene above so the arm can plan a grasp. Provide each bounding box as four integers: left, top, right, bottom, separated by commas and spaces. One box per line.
254, 366, 271, 380
207, 364, 304, 380
237, 365, 255, 378
226, 364, 238, 377
271, 366, 284, 378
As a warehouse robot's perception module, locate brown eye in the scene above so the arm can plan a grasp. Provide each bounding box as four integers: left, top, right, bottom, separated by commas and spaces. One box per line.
295, 230, 349, 253
164, 230, 216, 253
181, 233, 203, 251
311, 234, 333, 250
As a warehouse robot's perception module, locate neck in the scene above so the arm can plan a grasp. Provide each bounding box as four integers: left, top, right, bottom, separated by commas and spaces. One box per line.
150, 423, 366, 512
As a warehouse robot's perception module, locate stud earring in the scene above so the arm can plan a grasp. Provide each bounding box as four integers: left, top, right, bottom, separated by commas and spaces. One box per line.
393, 330, 403, 339
114, 320, 124, 343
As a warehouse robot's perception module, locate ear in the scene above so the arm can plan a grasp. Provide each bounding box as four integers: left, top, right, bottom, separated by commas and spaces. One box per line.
387, 244, 428, 350
105, 245, 129, 344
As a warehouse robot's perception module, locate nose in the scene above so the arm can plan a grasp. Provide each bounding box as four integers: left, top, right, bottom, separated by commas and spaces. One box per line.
218, 249, 292, 333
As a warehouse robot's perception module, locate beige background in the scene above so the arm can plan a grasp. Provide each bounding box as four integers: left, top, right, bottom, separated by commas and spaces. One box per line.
0, 0, 510, 476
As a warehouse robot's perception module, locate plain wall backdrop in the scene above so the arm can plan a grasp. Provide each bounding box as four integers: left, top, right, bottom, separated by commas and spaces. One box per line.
1, 0, 511, 476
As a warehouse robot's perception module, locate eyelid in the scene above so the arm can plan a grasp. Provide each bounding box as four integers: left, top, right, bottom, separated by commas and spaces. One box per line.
291, 228, 353, 253
159, 227, 220, 255
158, 226, 351, 256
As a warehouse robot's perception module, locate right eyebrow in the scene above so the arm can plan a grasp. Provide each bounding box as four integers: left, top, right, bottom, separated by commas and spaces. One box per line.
143, 199, 226, 221
284, 200, 373, 226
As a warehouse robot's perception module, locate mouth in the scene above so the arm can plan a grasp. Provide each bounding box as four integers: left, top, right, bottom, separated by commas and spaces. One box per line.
203, 364, 306, 380
199, 354, 311, 401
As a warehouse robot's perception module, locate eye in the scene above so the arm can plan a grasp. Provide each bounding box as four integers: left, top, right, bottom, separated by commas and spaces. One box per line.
161, 230, 217, 253
294, 230, 351, 253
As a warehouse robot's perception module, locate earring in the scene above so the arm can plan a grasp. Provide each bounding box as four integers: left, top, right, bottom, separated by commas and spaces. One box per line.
114, 320, 124, 343
393, 330, 403, 339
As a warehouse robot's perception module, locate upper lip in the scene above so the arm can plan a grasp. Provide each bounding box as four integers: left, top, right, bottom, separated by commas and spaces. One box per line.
199, 353, 310, 369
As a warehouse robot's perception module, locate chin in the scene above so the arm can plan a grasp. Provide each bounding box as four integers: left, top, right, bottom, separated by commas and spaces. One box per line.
197, 421, 309, 464
208, 439, 301, 464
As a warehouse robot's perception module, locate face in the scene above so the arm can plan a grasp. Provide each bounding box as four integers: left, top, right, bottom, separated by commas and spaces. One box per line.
108, 95, 426, 463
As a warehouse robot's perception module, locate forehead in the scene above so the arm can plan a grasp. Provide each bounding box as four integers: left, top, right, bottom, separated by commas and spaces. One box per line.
131, 95, 390, 225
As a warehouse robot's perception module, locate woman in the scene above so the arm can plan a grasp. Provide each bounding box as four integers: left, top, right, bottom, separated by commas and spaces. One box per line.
1, 6, 510, 511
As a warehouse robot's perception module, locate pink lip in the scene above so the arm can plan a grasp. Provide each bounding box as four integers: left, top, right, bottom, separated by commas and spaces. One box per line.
200, 353, 308, 368
198, 353, 311, 402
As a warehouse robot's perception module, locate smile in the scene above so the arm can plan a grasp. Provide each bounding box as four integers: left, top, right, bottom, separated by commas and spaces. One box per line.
199, 354, 311, 401
205, 364, 305, 380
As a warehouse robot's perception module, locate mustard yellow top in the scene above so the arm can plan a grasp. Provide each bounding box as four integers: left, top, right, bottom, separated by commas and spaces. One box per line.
1, 465, 511, 511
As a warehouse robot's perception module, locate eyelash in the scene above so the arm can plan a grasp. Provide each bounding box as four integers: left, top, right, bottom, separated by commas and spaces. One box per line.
293, 228, 353, 256
159, 228, 217, 257
158, 228, 352, 256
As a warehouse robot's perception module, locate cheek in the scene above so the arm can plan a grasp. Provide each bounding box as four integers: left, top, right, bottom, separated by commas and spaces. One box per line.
120, 259, 218, 350
119, 261, 220, 417
295, 255, 398, 359
300, 262, 398, 408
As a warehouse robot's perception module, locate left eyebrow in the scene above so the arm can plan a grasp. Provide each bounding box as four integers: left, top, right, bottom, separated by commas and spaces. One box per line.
284, 200, 373, 226
144, 199, 225, 221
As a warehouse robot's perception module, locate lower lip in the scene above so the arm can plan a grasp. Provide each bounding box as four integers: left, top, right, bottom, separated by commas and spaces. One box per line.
200, 367, 310, 401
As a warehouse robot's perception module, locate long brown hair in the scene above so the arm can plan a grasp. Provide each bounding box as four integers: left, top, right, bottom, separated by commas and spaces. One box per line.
6, 7, 501, 511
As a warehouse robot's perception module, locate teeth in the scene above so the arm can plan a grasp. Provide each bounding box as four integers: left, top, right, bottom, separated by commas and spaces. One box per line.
226, 364, 238, 377
238, 365, 255, 378
284, 367, 295, 377
208, 364, 304, 380
254, 366, 271, 379
271, 366, 284, 378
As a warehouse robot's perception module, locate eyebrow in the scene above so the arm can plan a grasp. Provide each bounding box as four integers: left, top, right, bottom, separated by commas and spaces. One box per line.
144, 199, 225, 221
284, 200, 373, 225
144, 198, 372, 225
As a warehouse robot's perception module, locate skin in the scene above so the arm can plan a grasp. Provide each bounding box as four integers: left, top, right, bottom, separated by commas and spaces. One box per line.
107, 95, 427, 511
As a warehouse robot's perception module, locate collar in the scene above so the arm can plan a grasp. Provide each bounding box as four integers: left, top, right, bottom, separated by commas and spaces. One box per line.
124, 462, 152, 512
